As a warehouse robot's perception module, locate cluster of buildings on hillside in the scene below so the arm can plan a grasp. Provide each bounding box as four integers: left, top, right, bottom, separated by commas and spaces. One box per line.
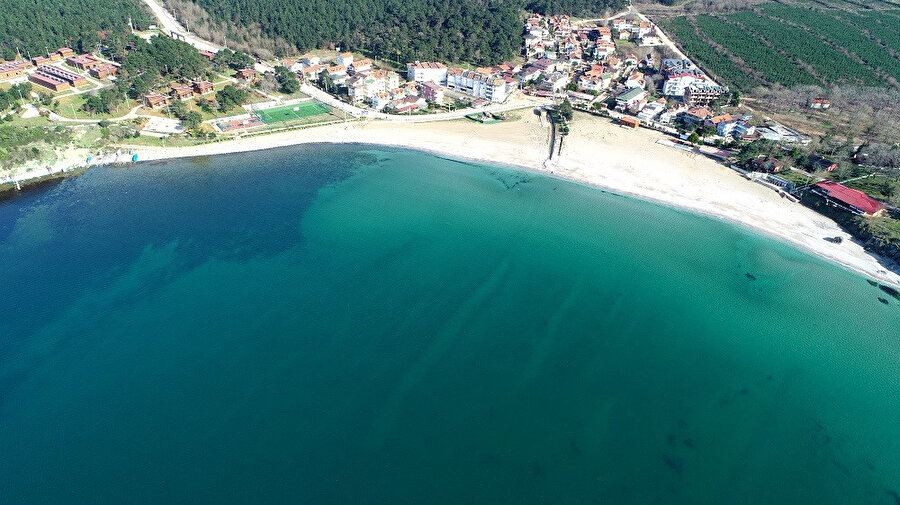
286, 53, 434, 112
610, 17, 662, 46
141, 80, 215, 109
405, 62, 520, 106
517, 15, 731, 110
0, 47, 122, 93
285, 52, 522, 113
267, 13, 731, 117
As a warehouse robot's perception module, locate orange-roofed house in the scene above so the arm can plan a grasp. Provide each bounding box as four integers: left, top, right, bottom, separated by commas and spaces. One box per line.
143, 93, 169, 109
337, 52, 354, 67
705, 113, 733, 127
170, 85, 195, 101
236, 68, 257, 81
619, 116, 640, 128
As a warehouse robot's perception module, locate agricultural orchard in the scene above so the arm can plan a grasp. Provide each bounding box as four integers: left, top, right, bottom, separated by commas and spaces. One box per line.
728, 11, 882, 85
662, 2, 900, 91
758, 4, 900, 83
695, 14, 819, 88
657, 17, 758, 90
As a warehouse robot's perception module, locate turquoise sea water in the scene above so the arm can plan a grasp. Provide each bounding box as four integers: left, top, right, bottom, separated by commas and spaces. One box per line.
1, 145, 898, 504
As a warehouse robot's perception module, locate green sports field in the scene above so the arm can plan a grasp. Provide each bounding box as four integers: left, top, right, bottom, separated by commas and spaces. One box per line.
256, 101, 331, 124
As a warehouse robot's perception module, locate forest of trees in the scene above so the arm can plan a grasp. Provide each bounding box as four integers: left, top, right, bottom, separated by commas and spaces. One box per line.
172, 0, 629, 63
0, 0, 150, 59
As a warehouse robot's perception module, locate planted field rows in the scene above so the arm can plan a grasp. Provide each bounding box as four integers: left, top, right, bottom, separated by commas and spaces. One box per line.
846, 11, 900, 53
726, 11, 881, 85
658, 17, 759, 90
694, 14, 818, 87
760, 4, 900, 82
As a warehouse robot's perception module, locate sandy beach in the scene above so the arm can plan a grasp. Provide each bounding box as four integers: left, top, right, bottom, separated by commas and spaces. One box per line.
85, 110, 900, 288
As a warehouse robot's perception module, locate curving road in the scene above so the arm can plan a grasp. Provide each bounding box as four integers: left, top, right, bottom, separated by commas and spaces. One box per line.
46, 105, 145, 123
140, 0, 273, 73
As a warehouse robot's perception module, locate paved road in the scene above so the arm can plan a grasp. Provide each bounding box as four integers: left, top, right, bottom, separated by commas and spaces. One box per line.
574, 9, 632, 24
47, 105, 145, 123
140, 0, 274, 73
305, 82, 549, 123
630, 8, 721, 86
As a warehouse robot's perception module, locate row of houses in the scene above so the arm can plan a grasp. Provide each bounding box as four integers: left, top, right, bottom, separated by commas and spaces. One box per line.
0, 59, 31, 80
0, 47, 79, 80
282, 52, 430, 113
405, 61, 520, 104
2, 47, 122, 93
142, 80, 215, 108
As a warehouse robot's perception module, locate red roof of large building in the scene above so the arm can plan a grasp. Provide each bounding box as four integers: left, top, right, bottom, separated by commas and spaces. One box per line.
814, 180, 884, 215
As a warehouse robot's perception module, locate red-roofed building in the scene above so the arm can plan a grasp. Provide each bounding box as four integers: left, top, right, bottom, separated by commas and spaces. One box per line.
143, 93, 169, 109
420, 81, 444, 105
811, 181, 886, 217
681, 107, 711, 124
705, 113, 733, 127
35, 65, 87, 86
31, 55, 52, 66
170, 84, 195, 100
90, 63, 119, 79
28, 72, 70, 92
807, 98, 831, 109
192, 80, 214, 95
0, 59, 31, 79
619, 116, 640, 128
236, 68, 256, 81
66, 53, 101, 70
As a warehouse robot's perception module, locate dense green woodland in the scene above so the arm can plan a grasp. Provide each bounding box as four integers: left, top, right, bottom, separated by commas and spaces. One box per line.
188, 0, 628, 64
2, 0, 633, 64
0, 0, 150, 59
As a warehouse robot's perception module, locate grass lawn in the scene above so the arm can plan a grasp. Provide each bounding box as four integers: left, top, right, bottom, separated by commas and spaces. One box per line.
195, 104, 246, 121
842, 175, 898, 202
256, 101, 330, 124
859, 216, 900, 242
52, 93, 135, 120
776, 169, 817, 187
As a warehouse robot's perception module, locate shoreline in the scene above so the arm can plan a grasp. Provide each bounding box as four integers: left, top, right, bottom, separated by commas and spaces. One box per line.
6, 112, 900, 289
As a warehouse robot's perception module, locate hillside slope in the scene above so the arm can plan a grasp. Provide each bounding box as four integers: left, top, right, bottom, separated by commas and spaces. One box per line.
167, 0, 630, 63
0, 0, 150, 59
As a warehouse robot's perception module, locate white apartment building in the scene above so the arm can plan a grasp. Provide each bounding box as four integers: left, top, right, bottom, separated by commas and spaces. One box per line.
348, 69, 401, 103
406, 62, 448, 84
663, 70, 706, 97
445, 68, 511, 103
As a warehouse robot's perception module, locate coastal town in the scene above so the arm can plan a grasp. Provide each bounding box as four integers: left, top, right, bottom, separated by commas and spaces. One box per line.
4, 0, 900, 501
0, 4, 898, 286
